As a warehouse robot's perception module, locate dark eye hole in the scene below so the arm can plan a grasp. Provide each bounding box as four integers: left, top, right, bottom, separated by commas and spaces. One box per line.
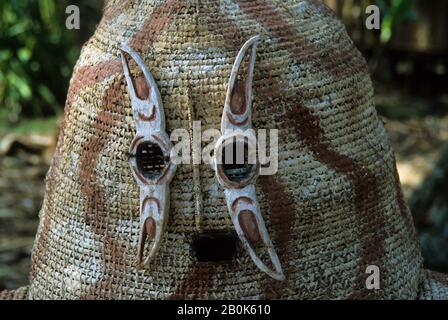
191, 231, 238, 262
221, 137, 256, 183
136, 141, 169, 180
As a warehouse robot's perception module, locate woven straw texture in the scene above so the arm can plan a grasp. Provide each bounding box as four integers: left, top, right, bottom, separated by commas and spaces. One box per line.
419, 271, 448, 300
1, 0, 446, 299
0, 286, 29, 300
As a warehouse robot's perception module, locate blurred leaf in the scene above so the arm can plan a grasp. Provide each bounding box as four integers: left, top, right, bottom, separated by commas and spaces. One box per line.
17, 48, 31, 62
7, 21, 29, 37
37, 85, 58, 113
7, 72, 31, 100
377, 0, 418, 44
0, 50, 12, 62
0, 0, 103, 123
38, 0, 56, 29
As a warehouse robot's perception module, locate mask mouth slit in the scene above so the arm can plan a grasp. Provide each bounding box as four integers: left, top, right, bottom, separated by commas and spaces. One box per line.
191, 231, 238, 263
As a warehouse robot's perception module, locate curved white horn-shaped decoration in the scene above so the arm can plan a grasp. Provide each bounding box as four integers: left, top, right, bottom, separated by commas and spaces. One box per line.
213, 36, 285, 281
119, 44, 176, 269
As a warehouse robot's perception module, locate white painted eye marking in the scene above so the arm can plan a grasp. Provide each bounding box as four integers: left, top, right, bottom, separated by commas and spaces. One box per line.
119, 44, 176, 269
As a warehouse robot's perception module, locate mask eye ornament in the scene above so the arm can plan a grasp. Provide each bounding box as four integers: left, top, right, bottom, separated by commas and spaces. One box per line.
212, 36, 285, 281
119, 44, 176, 269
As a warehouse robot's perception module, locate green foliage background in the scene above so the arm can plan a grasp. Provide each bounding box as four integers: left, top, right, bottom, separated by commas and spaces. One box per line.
0, 0, 103, 125
376, 0, 417, 43
0, 0, 418, 127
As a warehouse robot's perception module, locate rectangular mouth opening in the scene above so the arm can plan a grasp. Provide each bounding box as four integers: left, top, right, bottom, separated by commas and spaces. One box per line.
191, 231, 238, 263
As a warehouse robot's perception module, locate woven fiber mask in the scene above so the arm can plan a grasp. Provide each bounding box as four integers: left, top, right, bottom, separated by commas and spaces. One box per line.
1, 0, 448, 300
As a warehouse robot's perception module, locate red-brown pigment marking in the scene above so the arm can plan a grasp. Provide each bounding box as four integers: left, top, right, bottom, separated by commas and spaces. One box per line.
201, 1, 246, 47
168, 264, 213, 300
234, 0, 387, 296
231, 79, 247, 115
33, 0, 388, 298
235, 0, 368, 79
283, 96, 385, 299
230, 44, 256, 115
33, 76, 122, 295
121, 51, 151, 100
129, 0, 185, 52
99, 0, 134, 27
30, 0, 184, 298
55, 59, 122, 183
78, 80, 127, 299
142, 196, 161, 215
202, 5, 364, 299
134, 76, 151, 100
210, 2, 386, 298
56, 0, 175, 174
239, 210, 262, 246
145, 218, 157, 240
67, 60, 122, 109
250, 40, 384, 299
138, 217, 157, 266
138, 108, 156, 122
159, 7, 238, 292
67, 0, 185, 113
52, 59, 122, 195
231, 196, 254, 212
216, 8, 384, 297
259, 176, 297, 299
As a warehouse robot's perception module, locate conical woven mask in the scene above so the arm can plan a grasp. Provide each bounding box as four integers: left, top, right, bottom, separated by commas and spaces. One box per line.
2, 0, 448, 300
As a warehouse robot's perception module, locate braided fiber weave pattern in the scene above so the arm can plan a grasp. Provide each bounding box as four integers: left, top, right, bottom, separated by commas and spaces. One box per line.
2, 0, 445, 299
418, 271, 448, 300
0, 286, 29, 300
